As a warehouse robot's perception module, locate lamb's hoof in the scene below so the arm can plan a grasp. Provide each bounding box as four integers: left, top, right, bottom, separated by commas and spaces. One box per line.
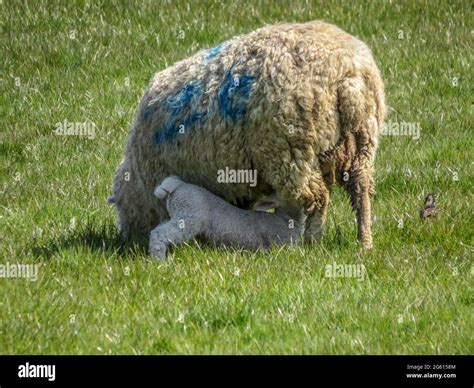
149, 243, 168, 260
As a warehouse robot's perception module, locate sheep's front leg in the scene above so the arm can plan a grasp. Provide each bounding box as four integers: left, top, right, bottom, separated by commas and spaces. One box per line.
149, 220, 195, 259
273, 167, 330, 244
302, 172, 331, 244
259, 152, 331, 244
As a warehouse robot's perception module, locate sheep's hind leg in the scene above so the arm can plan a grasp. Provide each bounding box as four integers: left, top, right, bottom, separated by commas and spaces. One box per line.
343, 157, 375, 249
338, 132, 376, 249
149, 220, 197, 259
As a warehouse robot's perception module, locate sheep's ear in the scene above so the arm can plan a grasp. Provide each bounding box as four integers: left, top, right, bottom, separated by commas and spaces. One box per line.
254, 200, 278, 211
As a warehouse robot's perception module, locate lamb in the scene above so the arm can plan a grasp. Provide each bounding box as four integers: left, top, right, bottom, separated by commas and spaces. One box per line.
149, 176, 304, 259
111, 20, 385, 249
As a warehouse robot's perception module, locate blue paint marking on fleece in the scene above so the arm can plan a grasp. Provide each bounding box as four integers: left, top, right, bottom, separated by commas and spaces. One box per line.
154, 82, 205, 145
204, 42, 226, 60
143, 106, 154, 122
154, 112, 206, 144
165, 83, 202, 114
218, 67, 255, 121
153, 58, 255, 145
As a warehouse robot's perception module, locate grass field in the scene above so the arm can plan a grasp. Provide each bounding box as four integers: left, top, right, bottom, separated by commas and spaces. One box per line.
1, 0, 473, 354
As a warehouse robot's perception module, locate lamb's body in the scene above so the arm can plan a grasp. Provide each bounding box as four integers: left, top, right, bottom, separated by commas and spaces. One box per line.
112, 21, 385, 248
149, 176, 304, 259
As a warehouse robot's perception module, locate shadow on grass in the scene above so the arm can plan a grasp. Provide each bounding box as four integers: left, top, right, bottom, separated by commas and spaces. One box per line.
30, 222, 149, 260
322, 225, 352, 250
30, 220, 353, 261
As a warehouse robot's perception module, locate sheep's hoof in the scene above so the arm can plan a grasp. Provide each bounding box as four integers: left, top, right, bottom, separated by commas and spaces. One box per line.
303, 213, 325, 244
303, 234, 321, 245
303, 228, 323, 244
360, 239, 373, 249
149, 243, 168, 260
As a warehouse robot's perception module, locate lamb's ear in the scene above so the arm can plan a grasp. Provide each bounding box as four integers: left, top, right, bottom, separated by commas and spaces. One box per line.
254, 200, 279, 212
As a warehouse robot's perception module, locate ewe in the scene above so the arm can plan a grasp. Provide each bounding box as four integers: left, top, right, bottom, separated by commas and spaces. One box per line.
111, 21, 385, 249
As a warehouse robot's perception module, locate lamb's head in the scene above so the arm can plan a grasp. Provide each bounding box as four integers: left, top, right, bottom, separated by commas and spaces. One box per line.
254, 193, 306, 226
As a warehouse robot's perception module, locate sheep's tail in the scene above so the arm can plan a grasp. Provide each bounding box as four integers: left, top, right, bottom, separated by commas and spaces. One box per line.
337, 67, 386, 136
154, 176, 183, 199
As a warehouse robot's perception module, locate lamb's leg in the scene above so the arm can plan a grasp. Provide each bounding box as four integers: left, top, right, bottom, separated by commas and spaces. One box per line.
149, 219, 197, 259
